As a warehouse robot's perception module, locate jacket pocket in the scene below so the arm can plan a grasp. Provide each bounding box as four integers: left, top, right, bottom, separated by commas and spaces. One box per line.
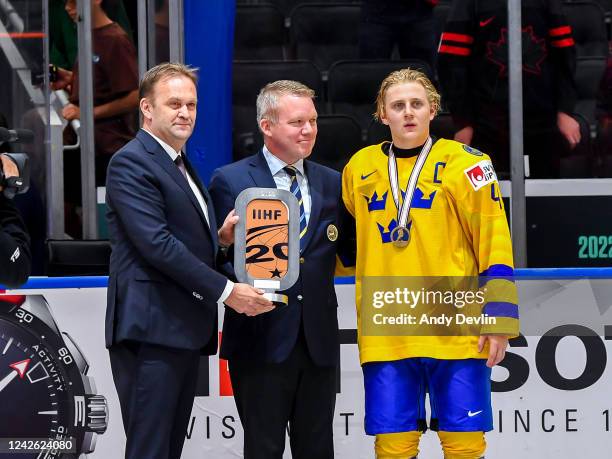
132, 266, 166, 282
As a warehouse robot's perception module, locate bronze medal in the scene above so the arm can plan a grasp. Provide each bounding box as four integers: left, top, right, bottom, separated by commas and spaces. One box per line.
390, 226, 410, 248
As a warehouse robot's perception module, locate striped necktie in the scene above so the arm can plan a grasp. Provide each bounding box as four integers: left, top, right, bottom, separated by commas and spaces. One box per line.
283, 166, 307, 248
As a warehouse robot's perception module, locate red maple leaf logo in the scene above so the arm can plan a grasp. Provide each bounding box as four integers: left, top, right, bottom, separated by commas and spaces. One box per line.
486, 26, 548, 76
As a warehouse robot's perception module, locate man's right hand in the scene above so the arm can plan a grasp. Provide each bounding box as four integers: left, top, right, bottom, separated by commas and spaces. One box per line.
454, 125, 474, 145
0, 154, 18, 192
225, 283, 275, 316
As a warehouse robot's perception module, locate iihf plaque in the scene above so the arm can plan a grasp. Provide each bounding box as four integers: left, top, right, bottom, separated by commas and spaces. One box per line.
234, 188, 300, 305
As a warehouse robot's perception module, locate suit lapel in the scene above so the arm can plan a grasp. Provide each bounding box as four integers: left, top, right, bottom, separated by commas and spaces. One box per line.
248, 151, 277, 188
300, 160, 322, 253
137, 130, 214, 241
183, 156, 219, 251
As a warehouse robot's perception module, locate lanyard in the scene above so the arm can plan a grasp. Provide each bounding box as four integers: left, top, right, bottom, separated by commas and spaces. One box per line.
387, 137, 433, 247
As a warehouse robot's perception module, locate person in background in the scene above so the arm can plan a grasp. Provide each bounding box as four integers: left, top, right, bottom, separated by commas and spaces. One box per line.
359, 0, 439, 72
49, 0, 133, 70
438, 0, 580, 178
52, 0, 139, 185
51, 0, 138, 236
0, 154, 31, 287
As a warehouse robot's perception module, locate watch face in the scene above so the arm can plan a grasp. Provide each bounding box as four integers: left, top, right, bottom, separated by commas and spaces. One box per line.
0, 299, 88, 458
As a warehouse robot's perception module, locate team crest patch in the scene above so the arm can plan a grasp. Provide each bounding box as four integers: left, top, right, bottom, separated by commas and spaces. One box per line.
462, 144, 483, 156
464, 160, 497, 191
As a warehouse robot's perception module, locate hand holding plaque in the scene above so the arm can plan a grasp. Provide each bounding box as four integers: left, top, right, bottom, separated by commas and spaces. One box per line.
234, 188, 300, 306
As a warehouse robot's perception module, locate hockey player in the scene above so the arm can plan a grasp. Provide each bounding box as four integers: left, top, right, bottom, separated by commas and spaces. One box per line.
341, 68, 519, 458
437, 0, 580, 178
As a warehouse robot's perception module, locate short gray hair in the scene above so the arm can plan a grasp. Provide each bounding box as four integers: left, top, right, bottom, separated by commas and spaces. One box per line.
256, 80, 316, 125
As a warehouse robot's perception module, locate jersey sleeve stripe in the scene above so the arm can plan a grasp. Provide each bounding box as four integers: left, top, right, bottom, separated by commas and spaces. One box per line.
439, 44, 472, 56
441, 32, 475, 44
549, 25, 572, 37
483, 301, 519, 319
479, 264, 513, 278
550, 38, 575, 48
479, 264, 514, 288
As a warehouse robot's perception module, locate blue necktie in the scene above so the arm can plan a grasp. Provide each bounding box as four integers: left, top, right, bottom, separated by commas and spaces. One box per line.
284, 166, 307, 249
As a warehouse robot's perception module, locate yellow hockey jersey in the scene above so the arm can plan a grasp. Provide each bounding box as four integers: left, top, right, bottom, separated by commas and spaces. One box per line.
342, 139, 519, 364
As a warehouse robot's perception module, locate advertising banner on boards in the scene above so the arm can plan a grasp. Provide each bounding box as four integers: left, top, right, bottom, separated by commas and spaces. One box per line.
1, 275, 611, 458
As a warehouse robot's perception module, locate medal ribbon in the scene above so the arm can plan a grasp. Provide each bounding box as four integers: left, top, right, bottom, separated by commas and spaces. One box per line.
387, 137, 433, 231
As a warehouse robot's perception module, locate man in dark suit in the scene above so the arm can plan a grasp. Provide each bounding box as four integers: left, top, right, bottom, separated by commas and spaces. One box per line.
105, 63, 273, 459
209, 80, 354, 459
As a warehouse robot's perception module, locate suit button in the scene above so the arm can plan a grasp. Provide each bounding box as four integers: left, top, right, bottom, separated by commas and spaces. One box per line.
297, 295, 303, 301
299, 257, 305, 264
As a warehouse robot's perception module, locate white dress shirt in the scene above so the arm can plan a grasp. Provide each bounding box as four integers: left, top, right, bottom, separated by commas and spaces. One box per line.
262, 145, 311, 223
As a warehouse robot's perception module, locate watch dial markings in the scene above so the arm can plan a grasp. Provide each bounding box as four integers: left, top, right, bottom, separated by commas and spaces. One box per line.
2, 337, 13, 354
2, 306, 90, 458
26, 361, 50, 383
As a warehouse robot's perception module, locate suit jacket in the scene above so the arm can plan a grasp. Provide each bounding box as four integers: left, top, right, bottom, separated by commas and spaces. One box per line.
209, 151, 342, 367
105, 129, 226, 354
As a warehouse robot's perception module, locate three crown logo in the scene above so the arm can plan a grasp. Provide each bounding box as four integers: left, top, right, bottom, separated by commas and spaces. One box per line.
365, 190, 388, 212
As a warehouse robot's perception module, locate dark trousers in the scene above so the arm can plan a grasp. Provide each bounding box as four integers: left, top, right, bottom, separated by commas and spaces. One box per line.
109, 341, 199, 459
229, 334, 337, 459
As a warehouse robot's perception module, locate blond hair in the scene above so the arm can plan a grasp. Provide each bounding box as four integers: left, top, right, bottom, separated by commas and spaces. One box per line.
139, 62, 198, 101
256, 80, 316, 125
374, 68, 441, 121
